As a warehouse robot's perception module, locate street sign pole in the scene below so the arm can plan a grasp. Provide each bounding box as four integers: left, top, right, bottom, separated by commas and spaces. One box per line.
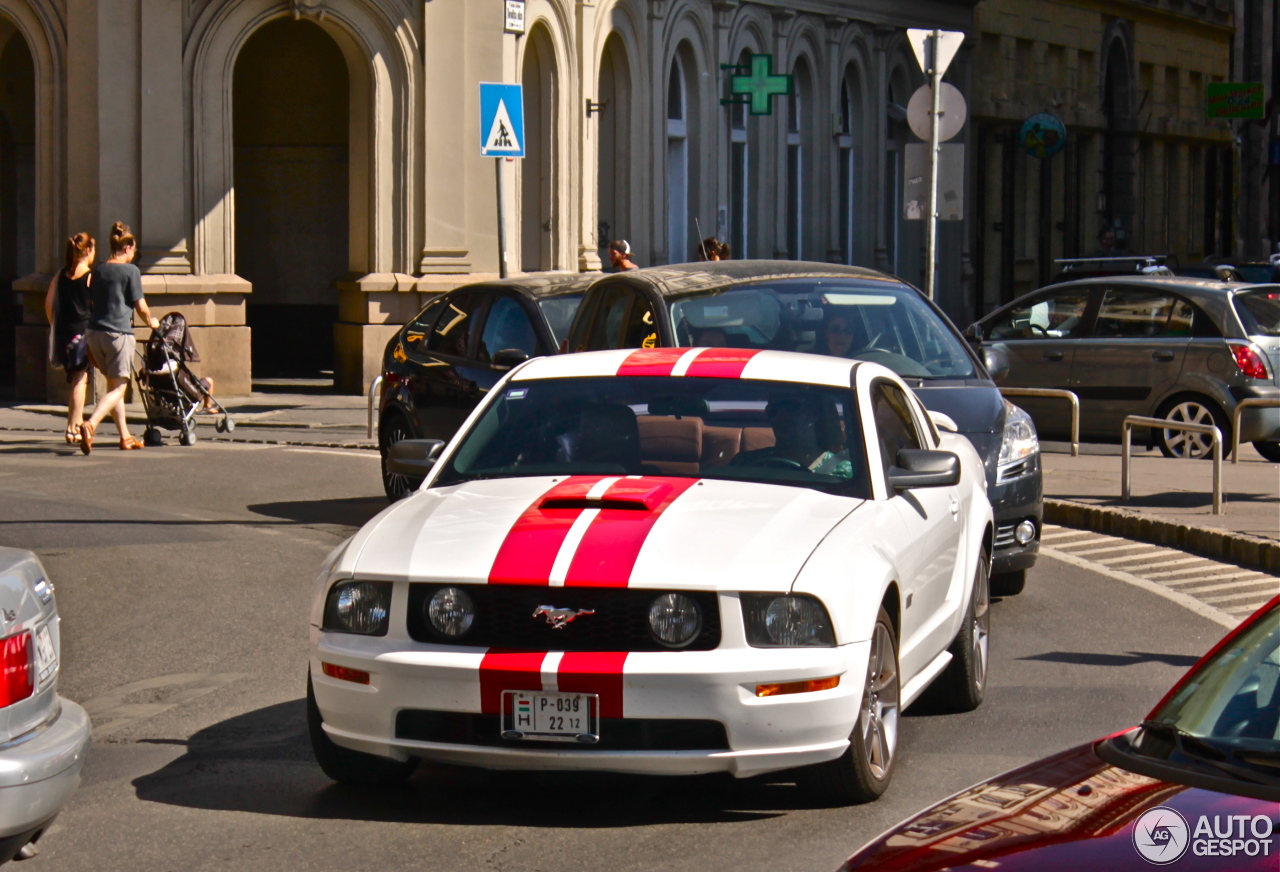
495, 159, 508, 279
925, 30, 942, 301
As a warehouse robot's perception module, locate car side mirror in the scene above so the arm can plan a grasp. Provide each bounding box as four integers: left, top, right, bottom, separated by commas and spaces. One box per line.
928, 410, 959, 433
492, 348, 532, 370
981, 346, 1011, 384
386, 439, 445, 478
963, 323, 983, 346
887, 449, 961, 490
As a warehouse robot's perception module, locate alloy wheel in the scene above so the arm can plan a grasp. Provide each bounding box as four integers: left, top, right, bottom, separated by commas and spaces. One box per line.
381, 418, 417, 500
1161, 401, 1218, 458
859, 622, 900, 780
971, 560, 991, 693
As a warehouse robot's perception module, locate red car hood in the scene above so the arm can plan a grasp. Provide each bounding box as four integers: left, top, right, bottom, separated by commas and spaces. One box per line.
841, 742, 1279, 871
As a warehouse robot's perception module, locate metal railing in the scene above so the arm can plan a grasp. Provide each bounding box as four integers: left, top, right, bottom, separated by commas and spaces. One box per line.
367, 374, 383, 440
999, 388, 1080, 456
1122, 415, 1223, 514
1231, 398, 1280, 463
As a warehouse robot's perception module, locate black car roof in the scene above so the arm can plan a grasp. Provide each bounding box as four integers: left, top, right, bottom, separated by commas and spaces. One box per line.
617, 260, 905, 296
1037, 274, 1260, 298
451, 272, 598, 299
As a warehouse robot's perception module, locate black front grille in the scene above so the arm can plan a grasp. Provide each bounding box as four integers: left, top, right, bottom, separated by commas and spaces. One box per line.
396, 709, 729, 751
406, 584, 721, 651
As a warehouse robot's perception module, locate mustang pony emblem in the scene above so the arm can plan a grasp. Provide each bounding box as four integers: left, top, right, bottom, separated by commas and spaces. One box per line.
533, 605, 596, 629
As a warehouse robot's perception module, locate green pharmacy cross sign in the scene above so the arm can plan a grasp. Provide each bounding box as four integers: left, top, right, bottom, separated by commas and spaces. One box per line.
722, 53, 792, 116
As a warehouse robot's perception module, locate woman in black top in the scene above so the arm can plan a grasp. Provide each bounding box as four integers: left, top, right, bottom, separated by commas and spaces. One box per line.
43, 232, 96, 443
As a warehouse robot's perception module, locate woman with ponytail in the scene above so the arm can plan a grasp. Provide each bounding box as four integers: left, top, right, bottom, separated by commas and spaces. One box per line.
80, 222, 160, 453
43, 232, 96, 442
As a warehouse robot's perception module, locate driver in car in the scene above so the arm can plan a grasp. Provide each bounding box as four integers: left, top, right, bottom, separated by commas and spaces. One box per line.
732, 395, 852, 478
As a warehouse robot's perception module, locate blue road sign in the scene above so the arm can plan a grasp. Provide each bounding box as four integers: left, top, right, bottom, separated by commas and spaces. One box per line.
480, 83, 525, 157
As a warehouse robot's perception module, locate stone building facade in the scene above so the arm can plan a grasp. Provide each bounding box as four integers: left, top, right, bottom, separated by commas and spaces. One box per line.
969, 0, 1238, 313
0, 0, 980, 400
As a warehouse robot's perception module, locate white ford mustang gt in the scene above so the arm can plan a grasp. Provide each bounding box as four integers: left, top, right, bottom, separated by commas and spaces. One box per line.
309, 347, 994, 804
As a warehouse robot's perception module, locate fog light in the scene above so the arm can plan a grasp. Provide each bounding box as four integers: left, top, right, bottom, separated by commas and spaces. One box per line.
1015, 520, 1036, 545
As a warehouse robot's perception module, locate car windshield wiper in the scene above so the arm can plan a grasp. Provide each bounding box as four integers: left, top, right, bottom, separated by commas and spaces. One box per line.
1140, 721, 1280, 786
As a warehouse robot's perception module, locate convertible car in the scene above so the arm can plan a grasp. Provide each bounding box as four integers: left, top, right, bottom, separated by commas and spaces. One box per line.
308, 347, 994, 804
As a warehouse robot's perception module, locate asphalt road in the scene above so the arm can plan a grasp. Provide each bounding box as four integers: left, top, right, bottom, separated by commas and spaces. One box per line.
0, 431, 1233, 872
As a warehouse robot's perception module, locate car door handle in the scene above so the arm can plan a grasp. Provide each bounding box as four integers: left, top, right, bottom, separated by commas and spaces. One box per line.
1152, 350, 1176, 362
1042, 351, 1065, 361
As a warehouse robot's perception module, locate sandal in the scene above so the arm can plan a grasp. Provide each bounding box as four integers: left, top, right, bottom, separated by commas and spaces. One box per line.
64, 424, 81, 444
79, 422, 95, 455
119, 436, 145, 451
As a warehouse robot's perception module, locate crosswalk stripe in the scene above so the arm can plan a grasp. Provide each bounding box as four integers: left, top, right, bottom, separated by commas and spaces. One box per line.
1056, 542, 1155, 557
1203, 589, 1280, 604
1144, 562, 1231, 579
1102, 554, 1203, 569
1178, 578, 1279, 595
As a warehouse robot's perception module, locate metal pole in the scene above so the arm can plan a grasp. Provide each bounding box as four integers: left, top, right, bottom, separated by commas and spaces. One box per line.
924, 30, 942, 301
496, 158, 509, 279
1121, 421, 1131, 501
1211, 426, 1222, 515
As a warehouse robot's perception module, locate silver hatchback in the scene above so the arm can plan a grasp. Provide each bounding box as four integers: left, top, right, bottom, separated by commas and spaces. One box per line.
0, 549, 91, 863
971, 277, 1280, 461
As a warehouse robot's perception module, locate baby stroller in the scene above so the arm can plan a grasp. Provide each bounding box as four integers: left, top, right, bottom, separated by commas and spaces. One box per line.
136, 312, 235, 446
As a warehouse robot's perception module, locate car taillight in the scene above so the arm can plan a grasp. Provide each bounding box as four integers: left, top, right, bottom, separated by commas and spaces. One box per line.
1229, 342, 1271, 380
0, 633, 33, 708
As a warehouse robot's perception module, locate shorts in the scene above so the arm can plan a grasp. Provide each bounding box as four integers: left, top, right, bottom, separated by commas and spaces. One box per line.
56, 334, 91, 381
86, 330, 136, 379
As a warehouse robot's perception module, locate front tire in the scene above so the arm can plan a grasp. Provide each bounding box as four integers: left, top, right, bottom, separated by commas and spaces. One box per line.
990, 568, 1026, 597
797, 605, 899, 805
380, 414, 423, 502
1252, 441, 1280, 463
1155, 397, 1229, 459
307, 674, 417, 785
929, 551, 991, 713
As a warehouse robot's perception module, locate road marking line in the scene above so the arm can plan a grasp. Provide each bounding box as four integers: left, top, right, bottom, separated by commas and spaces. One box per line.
1145, 562, 1237, 579
80, 672, 246, 737
1040, 528, 1096, 542
1056, 542, 1157, 557
1041, 546, 1237, 629
1226, 601, 1274, 613
1181, 579, 1279, 596
285, 448, 380, 460
1165, 572, 1272, 589
1098, 551, 1188, 566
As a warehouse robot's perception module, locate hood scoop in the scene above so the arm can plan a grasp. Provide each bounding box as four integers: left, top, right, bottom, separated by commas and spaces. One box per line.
539, 497, 649, 511
538, 479, 678, 512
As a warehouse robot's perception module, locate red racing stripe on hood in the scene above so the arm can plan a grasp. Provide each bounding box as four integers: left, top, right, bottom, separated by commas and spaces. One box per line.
488, 476, 609, 585
557, 652, 629, 719
683, 347, 761, 378
617, 348, 688, 376
563, 477, 699, 587
479, 650, 547, 715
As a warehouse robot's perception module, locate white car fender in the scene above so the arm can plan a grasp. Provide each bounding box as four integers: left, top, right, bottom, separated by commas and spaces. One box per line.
789, 506, 902, 647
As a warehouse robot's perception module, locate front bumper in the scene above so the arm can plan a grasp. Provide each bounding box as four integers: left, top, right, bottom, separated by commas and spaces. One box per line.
0, 698, 91, 843
988, 458, 1043, 576
310, 629, 869, 778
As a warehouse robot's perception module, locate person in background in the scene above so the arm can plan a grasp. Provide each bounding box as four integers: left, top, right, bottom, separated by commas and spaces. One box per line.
815, 310, 856, 358
44, 232, 96, 444
698, 237, 723, 261
1093, 228, 1116, 257
607, 239, 638, 272
80, 222, 161, 453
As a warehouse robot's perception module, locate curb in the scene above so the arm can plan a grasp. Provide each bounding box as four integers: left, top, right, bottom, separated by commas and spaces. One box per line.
1045, 498, 1280, 576
0, 424, 377, 452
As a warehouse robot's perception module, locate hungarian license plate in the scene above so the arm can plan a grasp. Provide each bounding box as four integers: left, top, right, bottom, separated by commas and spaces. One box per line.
501, 690, 599, 743
34, 625, 57, 685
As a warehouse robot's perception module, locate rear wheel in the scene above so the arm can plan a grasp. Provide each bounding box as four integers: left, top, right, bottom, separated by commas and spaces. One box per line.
307, 674, 417, 785
143, 427, 164, 447
927, 551, 991, 713
380, 414, 423, 502
990, 568, 1026, 597
1155, 397, 1229, 459
1252, 441, 1280, 463
797, 605, 899, 805
179, 426, 196, 447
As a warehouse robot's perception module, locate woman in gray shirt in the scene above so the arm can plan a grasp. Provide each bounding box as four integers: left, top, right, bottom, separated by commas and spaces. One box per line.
80, 222, 160, 453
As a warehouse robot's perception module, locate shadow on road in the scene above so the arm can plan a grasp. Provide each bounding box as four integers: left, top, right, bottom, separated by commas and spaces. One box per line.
1017, 650, 1201, 668
247, 497, 386, 528
131, 700, 822, 825
1053, 491, 1276, 509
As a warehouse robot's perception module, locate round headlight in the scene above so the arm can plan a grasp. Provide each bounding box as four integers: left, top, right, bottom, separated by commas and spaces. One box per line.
765, 596, 829, 646
648, 593, 702, 648
427, 586, 475, 638
333, 582, 389, 635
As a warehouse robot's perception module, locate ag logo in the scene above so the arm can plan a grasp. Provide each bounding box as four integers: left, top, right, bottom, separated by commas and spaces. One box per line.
1133, 806, 1190, 864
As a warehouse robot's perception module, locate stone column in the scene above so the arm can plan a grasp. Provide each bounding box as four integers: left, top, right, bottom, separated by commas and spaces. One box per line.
576, 0, 602, 272
769, 10, 794, 259
871, 26, 893, 272
137, 0, 190, 273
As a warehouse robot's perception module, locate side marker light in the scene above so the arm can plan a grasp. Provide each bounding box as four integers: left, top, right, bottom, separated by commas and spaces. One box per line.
321, 662, 371, 685
755, 676, 840, 697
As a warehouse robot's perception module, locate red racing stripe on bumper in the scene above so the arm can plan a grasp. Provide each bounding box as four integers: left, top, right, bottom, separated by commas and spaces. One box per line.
564, 477, 699, 587
683, 348, 761, 378
617, 348, 689, 376
557, 652, 629, 719
478, 650, 547, 715
488, 476, 608, 585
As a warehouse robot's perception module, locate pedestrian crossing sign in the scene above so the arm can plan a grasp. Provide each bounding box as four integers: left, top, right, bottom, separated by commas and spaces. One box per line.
480, 83, 525, 157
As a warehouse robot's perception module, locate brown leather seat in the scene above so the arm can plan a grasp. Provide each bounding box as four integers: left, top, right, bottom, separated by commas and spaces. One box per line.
637, 416, 703, 475
701, 426, 742, 467
741, 427, 777, 453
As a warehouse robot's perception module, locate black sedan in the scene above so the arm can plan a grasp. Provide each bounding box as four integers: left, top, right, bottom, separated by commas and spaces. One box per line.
377, 274, 591, 499
563, 260, 1042, 595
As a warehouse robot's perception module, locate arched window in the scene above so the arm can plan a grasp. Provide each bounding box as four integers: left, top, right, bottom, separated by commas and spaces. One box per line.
729, 50, 751, 260
597, 34, 630, 263
838, 70, 860, 265
667, 53, 689, 263
522, 25, 559, 272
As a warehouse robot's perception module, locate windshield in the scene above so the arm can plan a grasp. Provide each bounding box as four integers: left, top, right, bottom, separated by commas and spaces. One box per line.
667, 279, 976, 379
1236, 265, 1277, 284
433, 376, 871, 498
1130, 607, 1280, 786
538, 294, 584, 344
1235, 289, 1280, 337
